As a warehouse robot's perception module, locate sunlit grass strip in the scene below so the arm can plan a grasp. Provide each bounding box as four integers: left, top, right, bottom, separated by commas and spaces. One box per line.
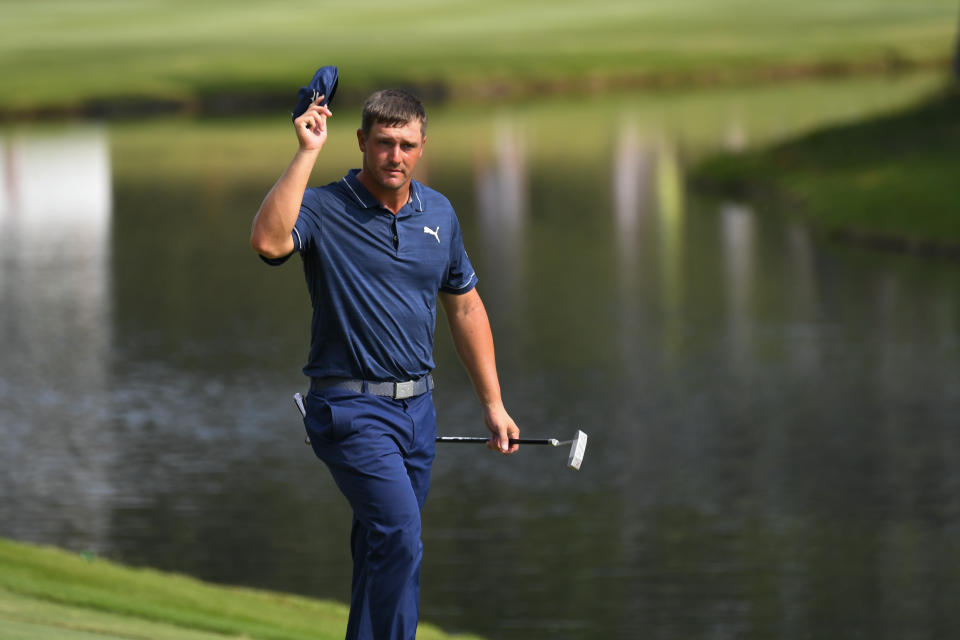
0, 538, 483, 640
694, 85, 960, 250
0, 0, 957, 112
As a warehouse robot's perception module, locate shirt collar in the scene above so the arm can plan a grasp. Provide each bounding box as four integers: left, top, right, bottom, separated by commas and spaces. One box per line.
341, 169, 424, 214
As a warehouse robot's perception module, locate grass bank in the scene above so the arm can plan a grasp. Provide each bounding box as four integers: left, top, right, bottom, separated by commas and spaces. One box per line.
1, 0, 957, 116
0, 538, 482, 640
693, 83, 960, 255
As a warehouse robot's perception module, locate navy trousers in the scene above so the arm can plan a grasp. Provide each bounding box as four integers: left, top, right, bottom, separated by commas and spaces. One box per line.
303, 385, 437, 640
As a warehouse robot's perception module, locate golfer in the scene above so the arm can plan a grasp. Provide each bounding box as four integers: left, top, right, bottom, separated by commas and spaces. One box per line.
250, 88, 519, 639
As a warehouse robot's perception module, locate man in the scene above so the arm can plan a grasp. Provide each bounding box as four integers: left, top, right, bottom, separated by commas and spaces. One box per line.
250, 89, 519, 639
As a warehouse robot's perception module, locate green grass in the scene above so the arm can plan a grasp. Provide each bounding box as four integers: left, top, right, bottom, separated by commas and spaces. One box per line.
1, 0, 957, 113
694, 83, 960, 251
0, 538, 482, 640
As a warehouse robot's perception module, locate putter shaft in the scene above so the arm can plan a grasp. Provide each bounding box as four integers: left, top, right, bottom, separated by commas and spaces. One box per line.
435, 436, 560, 446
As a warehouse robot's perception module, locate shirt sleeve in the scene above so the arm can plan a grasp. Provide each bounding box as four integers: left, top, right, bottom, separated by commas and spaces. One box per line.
440, 212, 478, 294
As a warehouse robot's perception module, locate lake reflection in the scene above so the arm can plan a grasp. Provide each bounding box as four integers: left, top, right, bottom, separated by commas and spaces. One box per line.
3, 74, 960, 639
0, 127, 115, 548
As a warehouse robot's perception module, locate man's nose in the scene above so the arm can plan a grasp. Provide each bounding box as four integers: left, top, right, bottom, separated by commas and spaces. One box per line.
389, 144, 402, 163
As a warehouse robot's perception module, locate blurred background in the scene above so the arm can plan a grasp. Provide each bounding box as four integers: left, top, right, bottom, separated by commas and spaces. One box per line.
2, 1, 959, 638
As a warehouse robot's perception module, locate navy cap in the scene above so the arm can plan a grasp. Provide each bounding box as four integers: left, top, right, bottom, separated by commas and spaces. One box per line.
291, 66, 339, 121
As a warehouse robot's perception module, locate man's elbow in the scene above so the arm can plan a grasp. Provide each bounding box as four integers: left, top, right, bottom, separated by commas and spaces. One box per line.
249, 232, 271, 256
250, 231, 290, 259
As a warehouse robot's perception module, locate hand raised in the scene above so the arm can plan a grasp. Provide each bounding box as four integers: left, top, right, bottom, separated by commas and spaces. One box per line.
293, 95, 332, 151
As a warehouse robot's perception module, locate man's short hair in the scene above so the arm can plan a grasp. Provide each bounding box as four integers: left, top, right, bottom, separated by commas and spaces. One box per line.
361, 89, 427, 138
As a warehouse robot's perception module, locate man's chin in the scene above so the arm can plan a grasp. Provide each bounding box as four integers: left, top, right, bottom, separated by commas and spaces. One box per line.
380, 173, 407, 189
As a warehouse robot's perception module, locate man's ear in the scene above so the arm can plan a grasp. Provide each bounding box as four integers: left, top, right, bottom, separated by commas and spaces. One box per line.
356, 128, 366, 152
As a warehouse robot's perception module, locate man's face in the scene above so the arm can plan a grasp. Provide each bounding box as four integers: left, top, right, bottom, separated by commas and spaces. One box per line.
357, 120, 425, 194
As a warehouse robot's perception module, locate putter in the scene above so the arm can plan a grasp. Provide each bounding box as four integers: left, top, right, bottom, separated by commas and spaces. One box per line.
295, 392, 587, 470
436, 430, 589, 471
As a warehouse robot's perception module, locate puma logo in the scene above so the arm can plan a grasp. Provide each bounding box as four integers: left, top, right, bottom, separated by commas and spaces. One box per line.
423, 226, 440, 244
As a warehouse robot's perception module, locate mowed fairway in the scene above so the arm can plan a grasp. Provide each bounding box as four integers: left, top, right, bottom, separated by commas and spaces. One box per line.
1, 0, 957, 111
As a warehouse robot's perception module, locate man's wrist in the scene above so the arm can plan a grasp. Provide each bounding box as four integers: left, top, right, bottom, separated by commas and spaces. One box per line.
295, 145, 323, 158
482, 401, 507, 423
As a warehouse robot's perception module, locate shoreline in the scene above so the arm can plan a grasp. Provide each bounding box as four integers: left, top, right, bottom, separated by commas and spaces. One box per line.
692, 83, 960, 260
0, 56, 950, 124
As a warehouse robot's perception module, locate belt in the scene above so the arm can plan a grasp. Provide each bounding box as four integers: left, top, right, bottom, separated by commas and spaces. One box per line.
310, 374, 434, 400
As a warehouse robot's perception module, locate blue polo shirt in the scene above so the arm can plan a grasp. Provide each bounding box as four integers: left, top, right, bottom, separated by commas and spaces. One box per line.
264, 169, 478, 382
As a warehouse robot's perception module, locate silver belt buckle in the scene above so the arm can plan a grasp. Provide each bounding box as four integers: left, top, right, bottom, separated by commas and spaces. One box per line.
393, 380, 416, 400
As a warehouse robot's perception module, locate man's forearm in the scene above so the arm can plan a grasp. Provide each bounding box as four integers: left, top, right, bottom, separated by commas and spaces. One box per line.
441, 289, 519, 453
250, 148, 320, 258
443, 290, 503, 409
251, 96, 331, 259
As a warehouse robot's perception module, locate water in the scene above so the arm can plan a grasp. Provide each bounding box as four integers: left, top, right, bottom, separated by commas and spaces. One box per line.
3, 73, 960, 639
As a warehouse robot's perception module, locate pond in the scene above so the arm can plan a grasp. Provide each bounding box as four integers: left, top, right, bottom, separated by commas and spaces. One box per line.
3, 71, 960, 639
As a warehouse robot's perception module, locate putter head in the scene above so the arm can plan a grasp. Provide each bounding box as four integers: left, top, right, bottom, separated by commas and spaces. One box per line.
567, 430, 588, 470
